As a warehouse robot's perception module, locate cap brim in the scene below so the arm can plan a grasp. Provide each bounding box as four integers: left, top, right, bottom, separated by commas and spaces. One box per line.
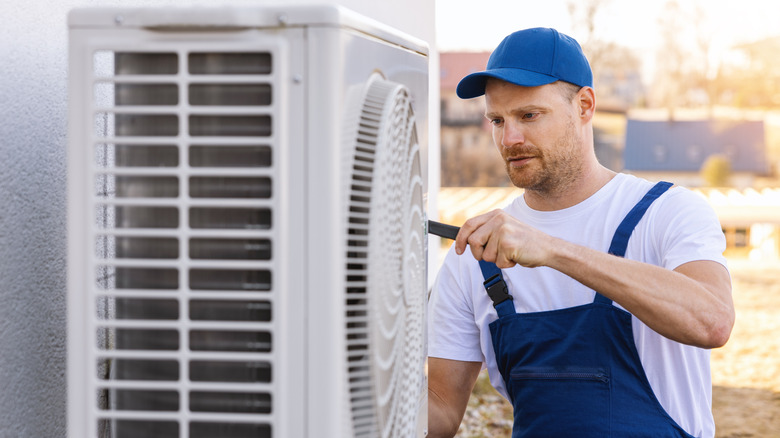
456, 69, 559, 99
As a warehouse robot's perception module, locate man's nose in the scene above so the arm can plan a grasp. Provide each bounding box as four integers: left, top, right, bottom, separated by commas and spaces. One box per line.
501, 120, 525, 147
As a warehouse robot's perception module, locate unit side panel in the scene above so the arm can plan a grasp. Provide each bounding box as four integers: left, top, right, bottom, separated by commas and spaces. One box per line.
68, 29, 99, 438
305, 25, 429, 438
271, 27, 307, 438
303, 26, 351, 438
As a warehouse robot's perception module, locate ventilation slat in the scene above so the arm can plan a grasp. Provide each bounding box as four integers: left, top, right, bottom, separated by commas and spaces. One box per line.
87, 45, 280, 438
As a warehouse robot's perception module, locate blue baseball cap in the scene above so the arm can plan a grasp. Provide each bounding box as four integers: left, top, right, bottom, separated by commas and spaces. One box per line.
456, 27, 593, 99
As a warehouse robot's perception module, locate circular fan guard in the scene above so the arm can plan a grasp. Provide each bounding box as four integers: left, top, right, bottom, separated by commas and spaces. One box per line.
344, 74, 425, 438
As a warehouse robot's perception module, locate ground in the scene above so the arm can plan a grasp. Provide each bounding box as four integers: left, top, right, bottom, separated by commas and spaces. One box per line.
455, 259, 780, 437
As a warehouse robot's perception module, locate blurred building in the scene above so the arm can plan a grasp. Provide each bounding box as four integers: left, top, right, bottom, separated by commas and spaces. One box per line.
593, 68, 645, 113
439, 52, 506, 187
702, 187, 780, 260
440, 52, 490, 128
623, 119, 769, 188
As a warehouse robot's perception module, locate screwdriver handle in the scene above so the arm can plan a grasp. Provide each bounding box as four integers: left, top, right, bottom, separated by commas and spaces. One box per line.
427, 220, 460, 240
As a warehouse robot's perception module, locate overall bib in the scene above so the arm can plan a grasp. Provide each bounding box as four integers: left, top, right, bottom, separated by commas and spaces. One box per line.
480, 182, 695, 437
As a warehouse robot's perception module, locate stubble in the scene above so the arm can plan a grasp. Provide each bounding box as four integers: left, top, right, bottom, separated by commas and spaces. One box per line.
505, 117, 583, 197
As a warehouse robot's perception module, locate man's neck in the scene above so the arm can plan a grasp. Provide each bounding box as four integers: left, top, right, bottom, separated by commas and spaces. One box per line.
523, 165, 616, 211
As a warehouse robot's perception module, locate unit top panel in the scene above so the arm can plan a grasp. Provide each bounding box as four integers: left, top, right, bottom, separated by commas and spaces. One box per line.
68, 5, 428, 56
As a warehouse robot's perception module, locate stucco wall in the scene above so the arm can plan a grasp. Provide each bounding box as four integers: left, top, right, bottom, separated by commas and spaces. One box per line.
0, 1, 436, 436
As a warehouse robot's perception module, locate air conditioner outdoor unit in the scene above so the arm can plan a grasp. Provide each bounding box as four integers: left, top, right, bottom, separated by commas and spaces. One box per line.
67, 6, 429, 438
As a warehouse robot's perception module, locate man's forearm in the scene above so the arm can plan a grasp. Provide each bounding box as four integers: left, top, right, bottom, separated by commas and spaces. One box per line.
427, 387, 461, 438
427, 358, 481, 438
546, 237, 734, 348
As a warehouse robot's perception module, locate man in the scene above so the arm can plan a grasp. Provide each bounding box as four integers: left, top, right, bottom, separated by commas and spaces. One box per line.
427, 28, 734, 437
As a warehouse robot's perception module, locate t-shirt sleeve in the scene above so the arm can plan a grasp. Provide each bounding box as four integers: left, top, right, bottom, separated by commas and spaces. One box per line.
653, 188, 728, 271
427, 248, 485, 362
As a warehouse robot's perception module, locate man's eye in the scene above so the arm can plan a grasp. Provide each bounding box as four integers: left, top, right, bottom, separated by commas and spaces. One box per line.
522, 113, 538, 120
490, 118, 503, 126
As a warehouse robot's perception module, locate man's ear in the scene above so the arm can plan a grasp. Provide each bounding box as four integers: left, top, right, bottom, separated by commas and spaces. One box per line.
578, 86, 596, 122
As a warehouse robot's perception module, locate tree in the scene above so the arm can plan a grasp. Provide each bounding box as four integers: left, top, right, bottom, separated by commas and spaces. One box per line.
567, 0, 613, 73
700, 154, 732, 187
652, 0, 717, 112
567, 0, 644, 109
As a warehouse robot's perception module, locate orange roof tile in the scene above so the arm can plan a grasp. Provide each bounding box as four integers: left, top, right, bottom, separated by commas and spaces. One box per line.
440, 52, 491, 91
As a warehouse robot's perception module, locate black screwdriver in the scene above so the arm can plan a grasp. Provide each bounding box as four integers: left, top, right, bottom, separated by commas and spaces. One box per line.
427, 220, 460, 241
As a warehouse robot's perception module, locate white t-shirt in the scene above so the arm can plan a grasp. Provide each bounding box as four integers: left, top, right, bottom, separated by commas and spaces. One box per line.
428, 173, 727, 438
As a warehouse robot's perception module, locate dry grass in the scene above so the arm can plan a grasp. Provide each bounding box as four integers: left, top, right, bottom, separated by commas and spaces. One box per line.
455, 259, 780, 437
710, 260, 780, 437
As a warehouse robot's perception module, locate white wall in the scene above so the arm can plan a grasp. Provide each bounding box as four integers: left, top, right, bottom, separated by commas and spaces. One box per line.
0, 1, 436, 435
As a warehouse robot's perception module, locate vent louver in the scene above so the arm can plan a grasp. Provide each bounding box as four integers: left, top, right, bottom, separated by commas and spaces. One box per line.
92, 48, 278, 438
345, 74, 426, 437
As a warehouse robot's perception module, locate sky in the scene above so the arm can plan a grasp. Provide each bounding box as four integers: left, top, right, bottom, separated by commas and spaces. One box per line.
436, 0, 780, 52
435, 0, 780, 80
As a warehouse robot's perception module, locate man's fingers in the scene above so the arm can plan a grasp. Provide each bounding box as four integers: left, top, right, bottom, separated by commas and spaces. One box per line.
464, 226, 489, 260
454, 210, 499, 255
455, 210, 524, 269
455, 209, 548, 268
468, 240, 485, 261
479, 229, 499, 263
495, 243, 518, 269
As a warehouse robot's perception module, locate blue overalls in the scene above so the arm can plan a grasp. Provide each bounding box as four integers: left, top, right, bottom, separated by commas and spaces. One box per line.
479, 182, 695, 437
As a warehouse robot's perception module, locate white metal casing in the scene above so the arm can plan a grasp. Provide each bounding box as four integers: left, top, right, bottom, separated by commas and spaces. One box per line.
67, 5, 428, 438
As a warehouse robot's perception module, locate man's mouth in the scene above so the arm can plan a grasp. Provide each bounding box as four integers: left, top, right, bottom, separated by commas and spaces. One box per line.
507, 156, 534, 167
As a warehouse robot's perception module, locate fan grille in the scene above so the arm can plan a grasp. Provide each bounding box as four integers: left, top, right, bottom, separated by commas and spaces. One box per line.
345, 74, 426, 438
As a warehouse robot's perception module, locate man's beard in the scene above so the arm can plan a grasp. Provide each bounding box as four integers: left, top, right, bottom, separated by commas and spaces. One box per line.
504, 119, 583, 195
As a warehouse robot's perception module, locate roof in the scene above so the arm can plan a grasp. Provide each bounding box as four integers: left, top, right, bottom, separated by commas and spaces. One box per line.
437, 186, 522, 226
701, 187, 780, 225
437, 185, 780, 229
440, 52, 491, 91
623, 119, 768, 173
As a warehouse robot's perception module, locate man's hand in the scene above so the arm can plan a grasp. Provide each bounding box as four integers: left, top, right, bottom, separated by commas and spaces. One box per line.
451, 209, 734, 349
454, 209, 556, 269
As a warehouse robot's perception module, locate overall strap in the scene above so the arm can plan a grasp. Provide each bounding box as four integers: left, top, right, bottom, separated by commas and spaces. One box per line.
595, 181, 673, 305
478, 260, 515, 317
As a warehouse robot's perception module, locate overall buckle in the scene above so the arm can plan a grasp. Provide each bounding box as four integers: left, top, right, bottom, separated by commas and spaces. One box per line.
483, 274, 513, 307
